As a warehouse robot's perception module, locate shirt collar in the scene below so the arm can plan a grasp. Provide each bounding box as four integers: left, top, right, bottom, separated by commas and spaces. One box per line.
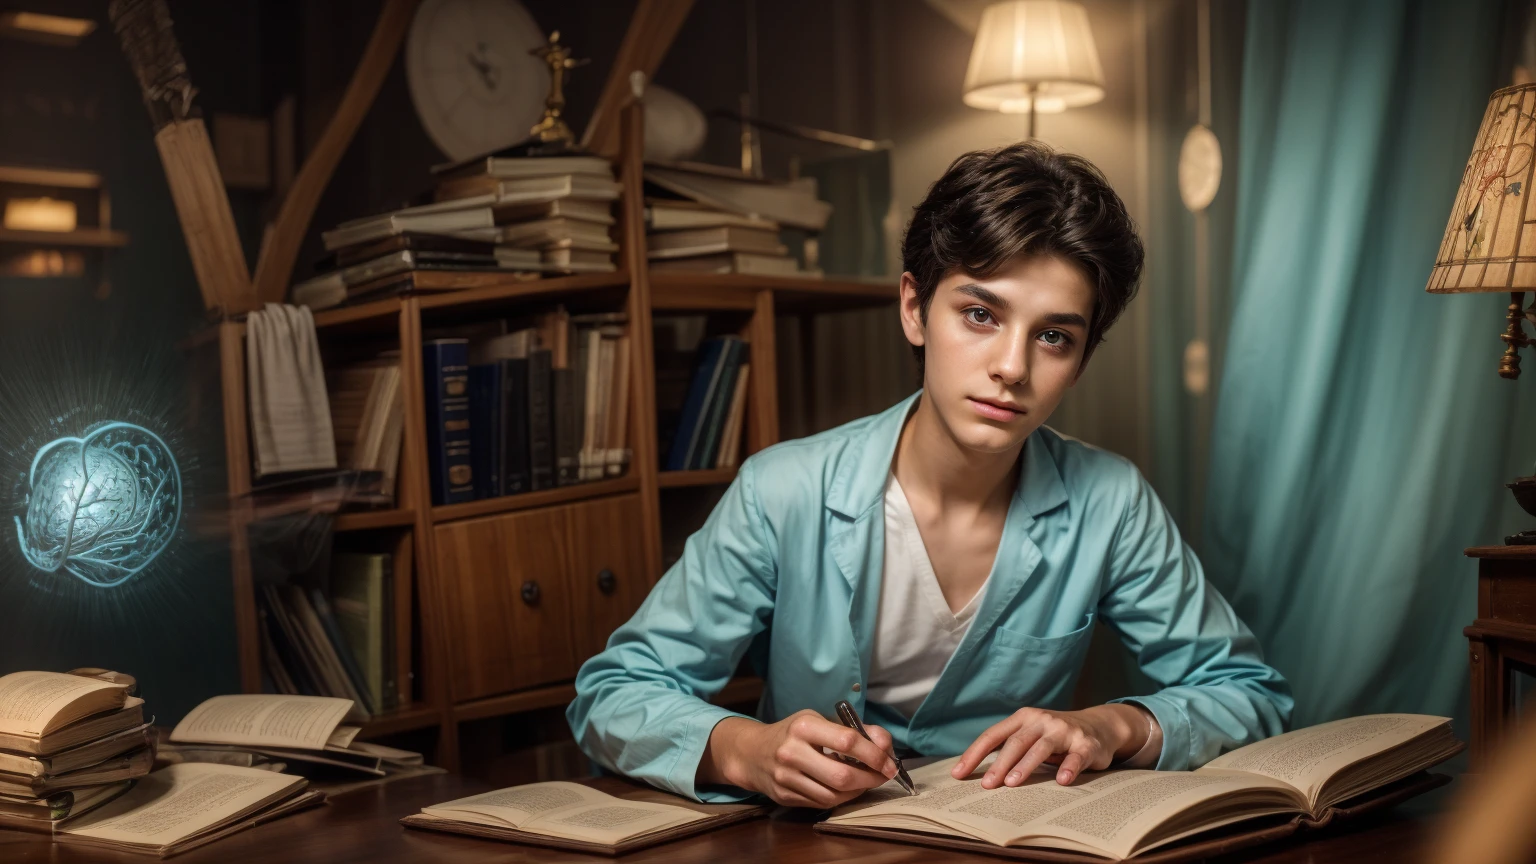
825, 391, 1070, 521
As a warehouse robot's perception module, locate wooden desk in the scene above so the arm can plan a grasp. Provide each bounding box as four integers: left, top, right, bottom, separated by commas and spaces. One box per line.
1464, 545, 1536, 769
0, 773, 1439, 863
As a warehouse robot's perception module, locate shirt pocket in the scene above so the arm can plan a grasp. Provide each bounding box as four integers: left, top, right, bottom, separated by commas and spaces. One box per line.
985, 612, 1097, 705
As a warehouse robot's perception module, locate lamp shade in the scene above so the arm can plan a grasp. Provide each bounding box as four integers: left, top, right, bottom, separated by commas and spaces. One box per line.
963, 0, 1105, 114
1428, 84, 1536, 293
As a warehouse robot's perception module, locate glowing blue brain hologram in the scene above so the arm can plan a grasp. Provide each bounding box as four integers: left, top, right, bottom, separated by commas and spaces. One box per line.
13, 422, 181, 588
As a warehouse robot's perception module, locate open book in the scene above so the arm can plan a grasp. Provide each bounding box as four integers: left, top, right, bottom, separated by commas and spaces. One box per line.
401, 778, 767, 855
167, 694, 418, 776
56, 762, 322, 857
822, 714, 1462, 861
0, 671, 133, 755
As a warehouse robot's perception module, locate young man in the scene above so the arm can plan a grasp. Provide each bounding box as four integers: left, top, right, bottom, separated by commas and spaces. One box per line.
567, 142, 1291, 807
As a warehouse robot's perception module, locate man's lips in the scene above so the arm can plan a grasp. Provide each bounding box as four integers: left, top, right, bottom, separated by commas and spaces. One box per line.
968, 397, 1025, 420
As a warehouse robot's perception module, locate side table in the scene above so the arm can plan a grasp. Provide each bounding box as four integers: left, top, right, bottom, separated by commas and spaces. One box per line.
1465, 545, 1536, 769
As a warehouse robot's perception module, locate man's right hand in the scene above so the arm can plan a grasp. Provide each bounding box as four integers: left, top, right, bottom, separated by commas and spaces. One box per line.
696, 709, 899, 808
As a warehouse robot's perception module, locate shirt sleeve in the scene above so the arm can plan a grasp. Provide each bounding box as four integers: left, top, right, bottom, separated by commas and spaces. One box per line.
1098, 467, 1293, 771
566, 459, 776, 802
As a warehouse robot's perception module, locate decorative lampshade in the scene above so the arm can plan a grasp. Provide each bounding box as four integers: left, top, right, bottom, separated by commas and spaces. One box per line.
1427, 84, 1536, 295
962, 0, 1105, 116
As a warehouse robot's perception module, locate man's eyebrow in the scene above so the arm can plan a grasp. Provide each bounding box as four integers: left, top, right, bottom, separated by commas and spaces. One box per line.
1042, 312, 1090, 330
955, 283, 1010, 310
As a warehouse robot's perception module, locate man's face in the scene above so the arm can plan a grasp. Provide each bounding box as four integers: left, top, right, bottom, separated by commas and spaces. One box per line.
899, 254, 1095, 454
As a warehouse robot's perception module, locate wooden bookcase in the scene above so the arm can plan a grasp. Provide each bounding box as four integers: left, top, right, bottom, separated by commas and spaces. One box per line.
215, 103, 894, 770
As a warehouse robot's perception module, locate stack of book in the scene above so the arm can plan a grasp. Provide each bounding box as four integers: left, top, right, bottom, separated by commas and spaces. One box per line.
294, 154, 622, 312
432, 154, 621, 276
0, 670, 151, 834
258, 551, 399, 719
162, 695, 423, 781
326, 351, 405, 504
644, 162, 833, 278
662, 336, 750, 472
423, 308, 633, 506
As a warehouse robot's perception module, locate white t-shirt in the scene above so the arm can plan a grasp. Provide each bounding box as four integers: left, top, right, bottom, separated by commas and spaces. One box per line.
865, 472, 1163, 767
864, 473, 987, 718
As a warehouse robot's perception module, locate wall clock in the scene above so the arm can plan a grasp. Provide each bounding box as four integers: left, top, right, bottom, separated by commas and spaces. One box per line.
405, 0, 549, 160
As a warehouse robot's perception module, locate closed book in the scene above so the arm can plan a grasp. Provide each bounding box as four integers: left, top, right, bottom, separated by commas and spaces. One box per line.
500, 358, 531, 495
551, 367, 580, 486
468, 363, 504, 500
715, 364, 750, 469
433, 154, 614, 180
328, 554, 396, 714
0, 746, 153, 797
644, 163, 831, 231
332, 233, 497, 267
646, 201, 780, 232
693, 339, 746, 470
649, 251, 802, 276
665, 338, 729, 471
0, 699, 145, 758
422, 339, 474, 505
0, 723, 151, 779
528, 349, 555, 490
647, 225, 786, 258
322, 199, 501, 250
541, 247, 617, 272
497, 217, 614, 249
309, 589, 378, 716
436, 173, 622, 204
492, 198, 615, 226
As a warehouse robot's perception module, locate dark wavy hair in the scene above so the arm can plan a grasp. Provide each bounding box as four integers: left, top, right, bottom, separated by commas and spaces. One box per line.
901, 141, 1144, 372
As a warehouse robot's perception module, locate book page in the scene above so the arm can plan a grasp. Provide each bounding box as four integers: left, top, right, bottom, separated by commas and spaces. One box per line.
61, 763, 303, 847
170, 695, 352, 750
424, 781, 706, 845
423, 782, 613, 829
0, 672, 122, 737
1201, 714, 1447, 800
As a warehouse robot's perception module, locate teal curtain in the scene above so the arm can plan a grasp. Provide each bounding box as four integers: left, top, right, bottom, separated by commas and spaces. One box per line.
1203, 0, 1534, 731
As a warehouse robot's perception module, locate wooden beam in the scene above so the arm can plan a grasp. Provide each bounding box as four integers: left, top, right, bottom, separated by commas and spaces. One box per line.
251, 0, 419, 306
580, 0, 696, 158
155, 120, 254, 314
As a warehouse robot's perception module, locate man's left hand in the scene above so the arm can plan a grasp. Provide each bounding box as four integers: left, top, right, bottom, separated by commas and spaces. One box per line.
951, 704, 1154, 788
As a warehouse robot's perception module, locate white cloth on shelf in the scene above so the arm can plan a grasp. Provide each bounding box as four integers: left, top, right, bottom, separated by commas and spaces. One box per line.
246, 303, 337, 478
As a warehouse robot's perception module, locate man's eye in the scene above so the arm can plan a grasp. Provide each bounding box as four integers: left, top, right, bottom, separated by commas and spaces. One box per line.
966, 308, 993, 325
1041, 330, 1067, 346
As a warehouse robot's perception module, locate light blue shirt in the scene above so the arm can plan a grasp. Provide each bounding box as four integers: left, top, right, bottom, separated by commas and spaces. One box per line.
567, 393, 1292, 802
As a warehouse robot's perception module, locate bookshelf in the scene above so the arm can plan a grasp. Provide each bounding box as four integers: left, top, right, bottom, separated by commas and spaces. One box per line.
215, 102, 895, 770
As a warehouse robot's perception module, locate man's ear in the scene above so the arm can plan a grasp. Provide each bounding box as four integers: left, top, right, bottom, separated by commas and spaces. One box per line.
899, 272, 926, 348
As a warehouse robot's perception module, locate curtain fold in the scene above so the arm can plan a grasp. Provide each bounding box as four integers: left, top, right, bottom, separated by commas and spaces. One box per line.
1203, 0, 1531, 730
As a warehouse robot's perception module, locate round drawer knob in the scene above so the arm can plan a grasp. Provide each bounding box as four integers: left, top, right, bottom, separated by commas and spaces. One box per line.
597, 569, 617, 596
521, 580, 541, 606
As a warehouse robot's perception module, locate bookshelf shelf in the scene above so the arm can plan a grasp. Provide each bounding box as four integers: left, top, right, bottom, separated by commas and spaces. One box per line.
333, 508, 416, 532
311, 297, 402, 330
429, 475, 641, 524
658, 468, 738, 488
355, 702, 443, 739
214, 100, 898, 773
453, 683, 577, 724
0, 226, 129, 247
416, 269, 631, 317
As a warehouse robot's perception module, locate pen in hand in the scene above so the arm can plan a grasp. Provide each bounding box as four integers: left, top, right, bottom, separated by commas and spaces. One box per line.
834, 700, 916, 796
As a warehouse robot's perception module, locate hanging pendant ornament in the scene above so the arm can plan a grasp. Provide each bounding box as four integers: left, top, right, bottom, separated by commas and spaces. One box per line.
1178, 124, 1222, 213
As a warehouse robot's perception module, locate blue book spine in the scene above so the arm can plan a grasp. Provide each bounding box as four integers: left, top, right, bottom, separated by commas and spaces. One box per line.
693, 338, 745, 470
468, 363, 503, 499
423, 339, 475, 505
665, 338, 727, 471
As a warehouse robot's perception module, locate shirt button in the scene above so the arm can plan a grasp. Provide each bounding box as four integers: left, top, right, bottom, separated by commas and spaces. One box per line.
851, 683, 861, 692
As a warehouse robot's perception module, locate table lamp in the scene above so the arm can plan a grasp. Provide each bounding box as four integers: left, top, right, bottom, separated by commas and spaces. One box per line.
1428, 83, 1536, 541
962, 0, 1105, 139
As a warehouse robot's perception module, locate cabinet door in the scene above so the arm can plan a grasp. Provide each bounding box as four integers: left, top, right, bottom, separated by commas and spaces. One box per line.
565, 494, 651, 662
435, 507, 577, 701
